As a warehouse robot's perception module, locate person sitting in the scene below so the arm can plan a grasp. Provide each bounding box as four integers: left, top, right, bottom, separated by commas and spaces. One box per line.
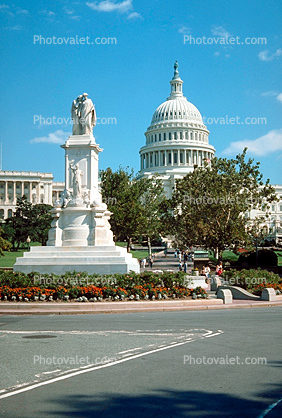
205, 265, 211, 279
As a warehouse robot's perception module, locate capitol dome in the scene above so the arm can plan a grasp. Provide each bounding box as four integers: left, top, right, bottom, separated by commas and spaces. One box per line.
151, 98, 203, 125
138, 61, 215, 197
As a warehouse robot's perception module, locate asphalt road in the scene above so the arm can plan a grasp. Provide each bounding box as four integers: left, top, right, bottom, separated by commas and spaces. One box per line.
0, 308, 281, 417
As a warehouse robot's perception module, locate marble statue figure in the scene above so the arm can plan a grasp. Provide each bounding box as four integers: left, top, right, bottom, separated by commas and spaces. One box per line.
70, 163, 83, 197
80, 93, 96, 135
71, 95, 83, 135
71, 93, 96, 135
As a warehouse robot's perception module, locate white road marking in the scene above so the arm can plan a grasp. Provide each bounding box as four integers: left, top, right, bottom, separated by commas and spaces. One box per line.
0, 329, 223, 400
118, 347, 142, 354
0, 329, 196, 336
35, 370, 61, 377
205, 331, 224, 338
257, 398, 282, 418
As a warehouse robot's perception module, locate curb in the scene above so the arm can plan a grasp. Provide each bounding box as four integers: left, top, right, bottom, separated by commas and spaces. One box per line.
1, 299, 282, 315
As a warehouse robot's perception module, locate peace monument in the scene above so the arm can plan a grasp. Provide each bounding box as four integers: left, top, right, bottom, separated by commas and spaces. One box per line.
14, 94, 140, 274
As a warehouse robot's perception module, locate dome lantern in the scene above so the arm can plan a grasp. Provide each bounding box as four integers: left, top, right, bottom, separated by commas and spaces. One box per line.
169, 60, 184, 99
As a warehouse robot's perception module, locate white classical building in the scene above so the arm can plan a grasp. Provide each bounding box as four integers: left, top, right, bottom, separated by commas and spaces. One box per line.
139, 61, 215, 197
0, 170, 64, 219
247, 184, 282, 245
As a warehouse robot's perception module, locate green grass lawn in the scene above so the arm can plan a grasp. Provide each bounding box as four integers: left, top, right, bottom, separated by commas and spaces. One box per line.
0, 242, 41, 268
0, 250, 24, 268
115, 242, 159, 260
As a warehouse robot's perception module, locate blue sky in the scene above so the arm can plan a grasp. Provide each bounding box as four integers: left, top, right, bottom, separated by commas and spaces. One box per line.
1, 0, 282, 184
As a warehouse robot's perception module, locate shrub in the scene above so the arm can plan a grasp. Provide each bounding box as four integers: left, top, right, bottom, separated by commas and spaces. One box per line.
221, 268, 281, 292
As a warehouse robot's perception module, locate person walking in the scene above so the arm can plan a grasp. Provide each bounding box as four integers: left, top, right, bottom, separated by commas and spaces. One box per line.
216, 262, 223, 276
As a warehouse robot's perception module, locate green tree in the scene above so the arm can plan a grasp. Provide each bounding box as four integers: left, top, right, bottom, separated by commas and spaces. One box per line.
0, 227, 12, 255
3, 196, 52, 250
139, 177, 166, 256
31, 203, 53, 245
100, 167, 165, 253
4, 196, 32, 250
100, 167, 146, 251
162, 149, 277, 259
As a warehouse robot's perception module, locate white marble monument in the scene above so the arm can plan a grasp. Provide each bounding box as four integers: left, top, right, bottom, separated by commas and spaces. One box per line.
14, 93, 140, 274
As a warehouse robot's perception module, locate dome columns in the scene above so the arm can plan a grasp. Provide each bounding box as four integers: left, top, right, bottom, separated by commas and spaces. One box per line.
140, 148, 214, 170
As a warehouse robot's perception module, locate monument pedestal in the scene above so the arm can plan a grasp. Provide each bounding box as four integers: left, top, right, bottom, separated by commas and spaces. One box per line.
13, 245, 139, 275
14, 129, 140, 275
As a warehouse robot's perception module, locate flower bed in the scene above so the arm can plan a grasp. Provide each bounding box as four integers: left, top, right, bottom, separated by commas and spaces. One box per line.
0, 270, 207, 302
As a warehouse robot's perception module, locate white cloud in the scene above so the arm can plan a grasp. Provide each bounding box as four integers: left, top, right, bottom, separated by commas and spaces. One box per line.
30, 130, 70, 145
211, 25, 232, 38
258, 48, 282, 62
262, 90, 278, 97
127, 11, 142, 19
0, 3, 13, 16
16, 9, 29, 15
222, 129, 282, 157
86, 0, 133, 13
178, 26, 191, 34
39, 10, 55, 17
213, 51, 220, 57
261, 91, 282, 104
277, 93, 282, 104
4, 25, 23, 30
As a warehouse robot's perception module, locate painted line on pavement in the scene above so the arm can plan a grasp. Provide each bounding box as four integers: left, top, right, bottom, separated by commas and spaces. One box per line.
257, 398, 282, 418
0, 330, 223, 400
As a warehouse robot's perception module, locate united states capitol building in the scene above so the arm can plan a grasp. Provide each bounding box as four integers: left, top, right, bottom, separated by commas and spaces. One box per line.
137, 62, 282, 245
1, 63, 281, 244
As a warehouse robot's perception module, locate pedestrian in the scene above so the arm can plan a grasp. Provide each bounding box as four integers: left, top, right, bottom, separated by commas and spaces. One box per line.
205, 264, 211, 284
142, 258, 146, 268
178, 252, 182, 262
174, 251, 177, 258
164, 248, 167, 258
178, 262, 182, 271
149, 256, 153, 268
183, 261, 187, 273
216, 262, 223, 276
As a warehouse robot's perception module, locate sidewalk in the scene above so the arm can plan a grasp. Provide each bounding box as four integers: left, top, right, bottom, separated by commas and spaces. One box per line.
0, 298, 282, 315
140, 250, 193, 273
